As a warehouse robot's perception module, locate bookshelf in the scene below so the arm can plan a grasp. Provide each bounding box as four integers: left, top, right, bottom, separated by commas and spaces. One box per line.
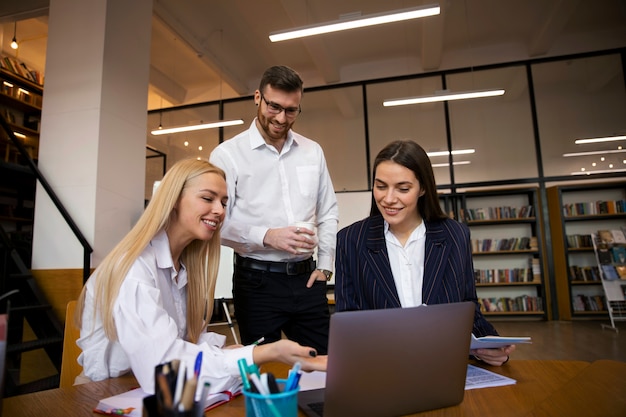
0, 57, 43, 163
456, 188, 547, 319
547, 183, 626, 320
591, 230, 626, 332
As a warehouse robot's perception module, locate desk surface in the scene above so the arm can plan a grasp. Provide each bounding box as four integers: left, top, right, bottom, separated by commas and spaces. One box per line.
4, 360, 625, 417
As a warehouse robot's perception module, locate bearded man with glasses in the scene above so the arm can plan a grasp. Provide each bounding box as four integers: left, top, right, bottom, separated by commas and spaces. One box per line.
210, 65, 338, 354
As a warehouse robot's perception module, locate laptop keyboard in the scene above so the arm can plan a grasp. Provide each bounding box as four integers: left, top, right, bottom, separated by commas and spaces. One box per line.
307, 401, 325, 417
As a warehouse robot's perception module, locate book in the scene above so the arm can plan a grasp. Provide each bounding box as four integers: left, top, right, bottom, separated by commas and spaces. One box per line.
611, 229, 626, 244
601, 264, 619, 281
470, 334, 532, 350
596, 243, 613, 264
615, 265, 626, 279
612, 246, 626, 264
94, 384, 242, 416
598, 229, 614, 244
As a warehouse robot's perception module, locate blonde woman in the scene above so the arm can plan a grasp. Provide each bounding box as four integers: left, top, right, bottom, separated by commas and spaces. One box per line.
75, 158, 325, 396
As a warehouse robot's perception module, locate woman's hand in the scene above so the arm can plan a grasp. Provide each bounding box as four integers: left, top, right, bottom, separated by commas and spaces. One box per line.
470, 344, 516, 366
252, 339, 327, 372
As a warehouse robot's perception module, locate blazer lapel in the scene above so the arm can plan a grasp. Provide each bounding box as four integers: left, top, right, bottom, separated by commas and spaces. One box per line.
365, 216, 401, 308
422, 220, 451, 304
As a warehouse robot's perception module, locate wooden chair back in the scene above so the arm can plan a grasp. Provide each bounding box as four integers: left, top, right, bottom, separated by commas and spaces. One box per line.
59, 300, 82, 388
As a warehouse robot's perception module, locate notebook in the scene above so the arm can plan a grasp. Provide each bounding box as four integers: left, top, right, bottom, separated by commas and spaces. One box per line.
298, 302, 475, 417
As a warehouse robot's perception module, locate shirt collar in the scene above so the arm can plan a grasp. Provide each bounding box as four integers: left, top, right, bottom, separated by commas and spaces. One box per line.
383, 220, 426, 245
152, 230, 187, 287
249, 118, 296, 153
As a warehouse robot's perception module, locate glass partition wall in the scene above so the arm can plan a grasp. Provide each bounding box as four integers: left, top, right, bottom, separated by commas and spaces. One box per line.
146, 49, 626, 195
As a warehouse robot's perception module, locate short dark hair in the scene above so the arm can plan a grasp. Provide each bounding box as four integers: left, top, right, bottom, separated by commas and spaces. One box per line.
259, 65, 303, 94
370, 140, 448, 221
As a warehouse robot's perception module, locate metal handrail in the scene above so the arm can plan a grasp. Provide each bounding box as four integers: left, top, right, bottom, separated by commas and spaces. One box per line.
0, 113, 93, 282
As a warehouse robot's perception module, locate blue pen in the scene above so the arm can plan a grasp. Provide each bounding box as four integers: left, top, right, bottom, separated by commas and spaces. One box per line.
285, 362, 302, 391
194, 351, 203, 379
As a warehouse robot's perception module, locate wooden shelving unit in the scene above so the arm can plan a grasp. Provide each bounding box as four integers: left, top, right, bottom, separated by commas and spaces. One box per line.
454, 187, 548, 319
547, 182, 626, 320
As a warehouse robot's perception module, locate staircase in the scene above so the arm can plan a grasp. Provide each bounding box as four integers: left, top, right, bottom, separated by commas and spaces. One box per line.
0, 160, 65, 396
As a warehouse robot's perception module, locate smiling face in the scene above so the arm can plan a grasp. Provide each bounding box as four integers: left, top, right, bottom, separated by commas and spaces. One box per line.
170, 171, 228, 246
254, 85, 302, 144
373, 160, 425, 234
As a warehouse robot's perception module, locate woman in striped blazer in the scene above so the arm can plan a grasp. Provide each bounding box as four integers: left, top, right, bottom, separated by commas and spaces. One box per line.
335, 140, 514, 366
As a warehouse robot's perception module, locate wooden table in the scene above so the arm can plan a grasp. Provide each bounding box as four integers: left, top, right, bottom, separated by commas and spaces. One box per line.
3, 360, 625, 417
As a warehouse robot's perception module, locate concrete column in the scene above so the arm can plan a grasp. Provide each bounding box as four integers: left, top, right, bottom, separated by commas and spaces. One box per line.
32, 0, 152, 273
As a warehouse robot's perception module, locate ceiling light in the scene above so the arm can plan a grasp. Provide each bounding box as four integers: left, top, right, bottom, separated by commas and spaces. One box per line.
269, 4, 440, 42
151, 119, 244, 135
574, 135, 626, 144
571, 168, 626, 176
383, 89, 505, 107
432, 161, 471, 168
10, 22, 18, 49
562, 149, 626, 157
427, 149, 475, 157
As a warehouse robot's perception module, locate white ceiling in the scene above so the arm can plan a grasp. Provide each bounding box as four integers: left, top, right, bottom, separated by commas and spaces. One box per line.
1, 0, 625, 110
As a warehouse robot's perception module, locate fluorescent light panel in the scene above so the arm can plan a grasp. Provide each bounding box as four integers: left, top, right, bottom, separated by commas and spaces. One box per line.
432, 161, 471, 168
574, 135, 626, 144
269, 4, 440, 42
562, 149, 626, 157
151, 119, 244, 136
427, 149, 475, 157
384, 89, 505, 107
571, 168, 626, 175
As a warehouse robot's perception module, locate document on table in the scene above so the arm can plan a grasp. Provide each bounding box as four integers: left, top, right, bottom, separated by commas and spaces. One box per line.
299, 367, 516, 392
465, 365, 516, 390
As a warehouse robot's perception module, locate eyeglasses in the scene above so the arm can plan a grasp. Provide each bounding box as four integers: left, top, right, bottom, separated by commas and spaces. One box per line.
260, 94, 301, 118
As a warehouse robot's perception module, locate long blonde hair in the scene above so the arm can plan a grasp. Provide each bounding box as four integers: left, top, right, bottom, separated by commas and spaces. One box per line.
75, 159, 225, 343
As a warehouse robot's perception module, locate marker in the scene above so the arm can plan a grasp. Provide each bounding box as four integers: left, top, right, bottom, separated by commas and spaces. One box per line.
237, 358, 251, 391
194, 351, 203, 379
221, 298, 240, 345
252, 336, 265, 346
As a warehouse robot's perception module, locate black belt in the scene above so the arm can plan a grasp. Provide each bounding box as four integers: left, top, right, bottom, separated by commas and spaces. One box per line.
235, 254, 316, 275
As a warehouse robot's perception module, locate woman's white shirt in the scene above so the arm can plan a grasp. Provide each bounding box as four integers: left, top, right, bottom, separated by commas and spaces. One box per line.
385, 221, 426, 308
77, 230, 254, 395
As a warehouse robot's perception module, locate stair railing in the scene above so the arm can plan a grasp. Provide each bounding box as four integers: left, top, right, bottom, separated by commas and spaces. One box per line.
0, 113, 93, 282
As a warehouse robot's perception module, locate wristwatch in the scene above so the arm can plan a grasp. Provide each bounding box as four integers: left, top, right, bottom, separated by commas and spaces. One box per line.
318, 269, 333, 281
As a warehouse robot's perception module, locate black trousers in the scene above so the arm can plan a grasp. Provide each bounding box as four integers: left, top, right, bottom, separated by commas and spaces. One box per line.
232, 261, 330, 354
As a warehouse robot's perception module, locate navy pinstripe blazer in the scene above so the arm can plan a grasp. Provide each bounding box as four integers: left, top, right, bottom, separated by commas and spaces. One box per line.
335, 214, 497, 337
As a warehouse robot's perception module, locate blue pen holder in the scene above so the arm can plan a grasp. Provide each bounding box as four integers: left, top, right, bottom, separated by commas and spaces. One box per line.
243, 379, 299, 417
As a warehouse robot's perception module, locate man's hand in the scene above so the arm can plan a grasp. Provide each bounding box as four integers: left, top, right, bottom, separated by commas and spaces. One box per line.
263, 226, 317, 254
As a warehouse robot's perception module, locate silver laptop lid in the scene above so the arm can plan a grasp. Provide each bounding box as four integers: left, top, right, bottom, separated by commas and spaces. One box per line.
323, 302, 474, 417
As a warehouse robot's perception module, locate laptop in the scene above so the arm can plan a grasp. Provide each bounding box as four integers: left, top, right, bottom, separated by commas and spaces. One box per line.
298, 302, 475, 417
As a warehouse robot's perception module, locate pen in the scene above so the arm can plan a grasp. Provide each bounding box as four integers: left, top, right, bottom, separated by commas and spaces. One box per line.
196, 381, 211, 417
252, 336, 265, 346
285, 362, 302, 391
249, 373, 282, 417
194, 351, 203, 379
157, 373, 173, 409
173, 361, 187, 406
180, 377, 197, 411
221, 298, 240, 345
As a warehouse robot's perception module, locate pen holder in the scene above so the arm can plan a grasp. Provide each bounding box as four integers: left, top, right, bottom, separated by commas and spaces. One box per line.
243, 379, 299, 417
143, 394, 202, 417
